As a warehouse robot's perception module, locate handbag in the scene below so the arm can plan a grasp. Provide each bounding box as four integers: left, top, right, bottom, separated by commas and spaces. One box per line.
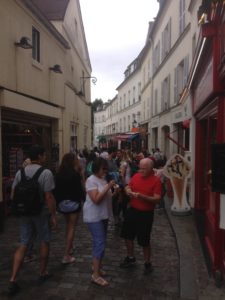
58, 199, 81, 213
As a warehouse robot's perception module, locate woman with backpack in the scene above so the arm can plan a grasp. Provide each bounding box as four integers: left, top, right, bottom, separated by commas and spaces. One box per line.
54, 153, 85, 264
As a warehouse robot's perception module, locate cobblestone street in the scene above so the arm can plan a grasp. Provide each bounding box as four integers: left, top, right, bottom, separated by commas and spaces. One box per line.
0, 210, 179, 299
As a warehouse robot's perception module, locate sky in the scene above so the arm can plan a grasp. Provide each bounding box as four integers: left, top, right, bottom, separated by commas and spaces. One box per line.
79, 0, 159, 102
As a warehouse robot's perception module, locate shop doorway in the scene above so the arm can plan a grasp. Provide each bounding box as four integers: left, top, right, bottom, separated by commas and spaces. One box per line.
195, 115, 220, 273
161, 125, 170, 158
2, 123, 51, 177
2, 121, 52, 216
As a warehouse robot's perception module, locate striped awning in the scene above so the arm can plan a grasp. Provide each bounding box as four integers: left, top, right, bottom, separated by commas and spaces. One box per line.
113, 133, 139, 141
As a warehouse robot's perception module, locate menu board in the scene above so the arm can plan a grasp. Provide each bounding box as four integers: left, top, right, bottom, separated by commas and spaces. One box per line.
211, 143, 225, 194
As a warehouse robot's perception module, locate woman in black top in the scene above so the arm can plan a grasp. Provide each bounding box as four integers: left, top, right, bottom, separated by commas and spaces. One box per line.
54, 153, 85, 264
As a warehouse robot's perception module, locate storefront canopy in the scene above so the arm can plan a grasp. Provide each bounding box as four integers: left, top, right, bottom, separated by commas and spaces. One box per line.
114, 133, 139, 141
97, 135, 107, 142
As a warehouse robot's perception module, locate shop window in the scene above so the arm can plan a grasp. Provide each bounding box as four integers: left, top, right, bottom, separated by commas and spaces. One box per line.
184, 127, 190, 150
152, 128, 158, 149
221, 20, 225, 61
70, 123, 77, 153
2, 123, 44, 177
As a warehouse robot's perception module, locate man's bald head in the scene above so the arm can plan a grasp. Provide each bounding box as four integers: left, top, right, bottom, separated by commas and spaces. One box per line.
139, 158, 154, 177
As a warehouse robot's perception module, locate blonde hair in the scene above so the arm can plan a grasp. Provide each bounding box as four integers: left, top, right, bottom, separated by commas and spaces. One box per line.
121, 150, 132, 162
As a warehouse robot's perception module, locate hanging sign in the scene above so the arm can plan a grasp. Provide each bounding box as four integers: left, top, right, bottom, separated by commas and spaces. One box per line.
163, 154, 191, 215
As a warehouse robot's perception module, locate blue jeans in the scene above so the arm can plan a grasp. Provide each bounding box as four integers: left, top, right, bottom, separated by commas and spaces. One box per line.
20, 213, 51, 245
87, 220, 108, 260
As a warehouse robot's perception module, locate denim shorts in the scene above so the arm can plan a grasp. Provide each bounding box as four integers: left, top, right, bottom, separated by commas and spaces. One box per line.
87, 220, 108, 260
20, 212, 51, 245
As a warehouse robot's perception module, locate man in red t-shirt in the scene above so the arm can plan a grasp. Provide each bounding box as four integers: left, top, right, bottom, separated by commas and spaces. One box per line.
120, 158, 162, 275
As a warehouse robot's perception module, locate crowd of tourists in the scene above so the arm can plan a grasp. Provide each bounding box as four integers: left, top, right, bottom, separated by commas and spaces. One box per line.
7, 144, 167, 294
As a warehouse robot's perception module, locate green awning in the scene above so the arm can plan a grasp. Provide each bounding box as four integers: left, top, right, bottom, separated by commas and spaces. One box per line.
97, 135, 107, 142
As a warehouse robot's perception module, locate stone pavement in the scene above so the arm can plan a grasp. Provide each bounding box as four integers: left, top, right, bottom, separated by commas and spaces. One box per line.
0, 198, 225, 300
165, 196, 225, 300
0, 208, 179, 299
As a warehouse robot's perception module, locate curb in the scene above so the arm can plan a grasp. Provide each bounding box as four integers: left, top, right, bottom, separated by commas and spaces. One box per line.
164, 196, 199, 300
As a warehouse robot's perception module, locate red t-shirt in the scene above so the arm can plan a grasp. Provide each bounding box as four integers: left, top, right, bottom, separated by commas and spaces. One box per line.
128, 172, 162, 211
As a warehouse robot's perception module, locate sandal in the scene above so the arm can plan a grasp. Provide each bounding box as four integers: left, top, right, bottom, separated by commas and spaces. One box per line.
91, 266, 106, 276
91, 275, 109, 286
100, 269, 106, 276
38, 273, 52, 285
62, 256, 76, 264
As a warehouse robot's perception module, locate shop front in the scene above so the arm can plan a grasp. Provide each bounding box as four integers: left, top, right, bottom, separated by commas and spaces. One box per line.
96, 135, 107, 149
1, 109, 55, 216
191, 1, 225, 282
113, 133, 140, 151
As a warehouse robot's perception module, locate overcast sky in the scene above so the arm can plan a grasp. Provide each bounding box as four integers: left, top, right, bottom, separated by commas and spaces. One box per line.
79, 0, 159, 102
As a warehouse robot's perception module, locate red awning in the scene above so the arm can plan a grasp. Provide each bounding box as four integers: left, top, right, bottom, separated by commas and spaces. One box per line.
182, 119, 190, 128
114, 133, 139, 141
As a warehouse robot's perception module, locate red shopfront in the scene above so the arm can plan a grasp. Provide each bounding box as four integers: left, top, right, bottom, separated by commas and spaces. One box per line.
192, 1, 225, 283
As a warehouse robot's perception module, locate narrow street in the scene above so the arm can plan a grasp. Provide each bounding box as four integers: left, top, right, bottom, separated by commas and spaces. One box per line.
0, 209, 179, 299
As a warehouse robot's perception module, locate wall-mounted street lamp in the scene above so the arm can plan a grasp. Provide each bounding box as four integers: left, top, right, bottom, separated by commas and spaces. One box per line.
132, 119, 138, 128
15, 37, 33, 49
76, 76, 97, 97
80, 76, 97, 85
75, 90, 84, 96
49, 64, 63, 74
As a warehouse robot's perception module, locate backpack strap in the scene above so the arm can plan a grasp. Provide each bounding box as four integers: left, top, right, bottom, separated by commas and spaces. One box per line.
20, 168, 27, 182
32, 166, 45, 180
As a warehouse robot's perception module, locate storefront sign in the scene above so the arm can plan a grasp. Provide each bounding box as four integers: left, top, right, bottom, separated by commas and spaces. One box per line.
131, 127, 139, 133
163, 154, 191, 215
194, 57, 213, 113
174, 111, 182, 120
151, 118, 159, 128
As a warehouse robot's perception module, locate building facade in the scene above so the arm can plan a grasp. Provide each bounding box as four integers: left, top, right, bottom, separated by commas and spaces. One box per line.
93, 0, 225, 283
188, 0, 225, 283
0, 0, 91, 219
94, 57, 142, 151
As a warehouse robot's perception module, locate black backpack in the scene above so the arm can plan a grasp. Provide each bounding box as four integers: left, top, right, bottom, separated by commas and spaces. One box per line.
13, 167, 45, 216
